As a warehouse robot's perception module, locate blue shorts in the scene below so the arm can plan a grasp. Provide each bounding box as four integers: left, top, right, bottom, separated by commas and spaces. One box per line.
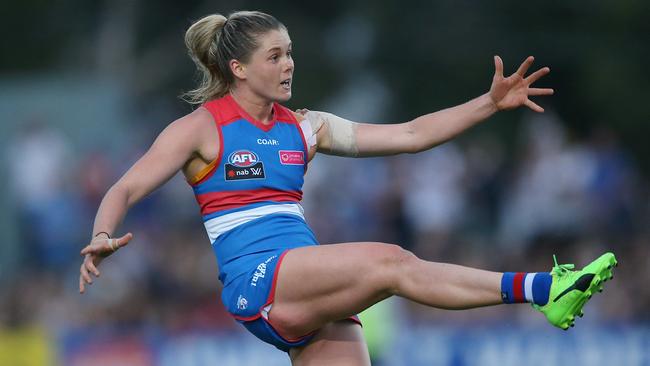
221, 248, 361, 352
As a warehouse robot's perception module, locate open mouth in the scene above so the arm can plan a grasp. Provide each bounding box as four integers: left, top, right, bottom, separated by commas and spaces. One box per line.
280, 78, 292, 90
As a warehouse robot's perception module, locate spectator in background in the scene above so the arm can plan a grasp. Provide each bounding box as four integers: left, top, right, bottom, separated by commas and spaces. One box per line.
498, 114, 594, 246
7, 119, 81, 269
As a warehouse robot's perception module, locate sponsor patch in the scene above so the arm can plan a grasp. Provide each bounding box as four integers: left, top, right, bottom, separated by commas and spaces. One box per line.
279, 150, 305, 165
257, 138, 279, 146
225, 150, 265, 180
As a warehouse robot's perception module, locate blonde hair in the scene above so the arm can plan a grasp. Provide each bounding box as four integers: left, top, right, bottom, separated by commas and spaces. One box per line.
182, 11, 286, 105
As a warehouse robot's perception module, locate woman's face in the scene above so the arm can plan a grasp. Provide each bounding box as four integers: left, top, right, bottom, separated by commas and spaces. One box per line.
237, 28, 294, 103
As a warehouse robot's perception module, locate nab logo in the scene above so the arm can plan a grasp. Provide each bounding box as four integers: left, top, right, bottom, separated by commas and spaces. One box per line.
228, 150, 259, 167
225, 150, 266, 181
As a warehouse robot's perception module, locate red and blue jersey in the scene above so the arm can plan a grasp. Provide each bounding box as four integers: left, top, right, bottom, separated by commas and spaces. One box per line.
189, 94, 318, 285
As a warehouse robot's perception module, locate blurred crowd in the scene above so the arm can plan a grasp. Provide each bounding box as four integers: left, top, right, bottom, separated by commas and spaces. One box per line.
1, 109, 648, 360
1, 1, 648, 364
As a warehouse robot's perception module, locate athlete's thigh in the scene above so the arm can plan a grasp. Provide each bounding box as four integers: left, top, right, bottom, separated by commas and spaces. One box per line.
270, 242, 408, 336
289, 320, 370, 366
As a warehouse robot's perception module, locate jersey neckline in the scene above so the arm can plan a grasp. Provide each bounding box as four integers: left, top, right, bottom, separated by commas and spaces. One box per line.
225, 93, 278, 132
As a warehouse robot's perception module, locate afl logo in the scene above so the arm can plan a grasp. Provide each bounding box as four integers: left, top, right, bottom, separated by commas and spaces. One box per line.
228, 150, 259, 167
225, 150, 265, 181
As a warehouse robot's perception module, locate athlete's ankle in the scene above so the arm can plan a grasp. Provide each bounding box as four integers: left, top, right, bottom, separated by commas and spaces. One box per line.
500, 272, 552, 306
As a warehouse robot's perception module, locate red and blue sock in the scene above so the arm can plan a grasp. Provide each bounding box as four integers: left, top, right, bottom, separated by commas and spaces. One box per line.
501, 272, 552, 306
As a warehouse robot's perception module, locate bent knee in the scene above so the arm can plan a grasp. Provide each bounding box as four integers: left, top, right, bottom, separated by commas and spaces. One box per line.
373, 243, 417, 266
365, 243, 418, 293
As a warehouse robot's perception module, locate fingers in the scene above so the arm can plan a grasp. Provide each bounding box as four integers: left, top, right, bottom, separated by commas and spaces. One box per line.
85, 257, 100, 277
116, 232, 133, 249
80, 255, 102, 293
525, 99, 545, 113
79, 232, 132, 293
529, 87, 554, 96
79, 274, 85, 293
494, 55, 504, 78
499, 55, 551, 83
515, 56, 535, 77
295, 108, 310, 115
525, 67, 551, 85
80, 242, 102, 256
79, 262, 92, 293
80, 232, 133, 256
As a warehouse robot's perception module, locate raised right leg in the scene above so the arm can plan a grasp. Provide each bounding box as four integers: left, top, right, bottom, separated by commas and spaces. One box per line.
268, 242, 503, 339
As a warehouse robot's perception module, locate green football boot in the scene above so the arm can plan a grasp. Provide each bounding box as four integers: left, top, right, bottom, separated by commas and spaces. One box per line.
534, 252, 617, 330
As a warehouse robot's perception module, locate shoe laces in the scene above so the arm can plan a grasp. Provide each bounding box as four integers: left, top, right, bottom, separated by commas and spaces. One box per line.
552, 254, 575, 277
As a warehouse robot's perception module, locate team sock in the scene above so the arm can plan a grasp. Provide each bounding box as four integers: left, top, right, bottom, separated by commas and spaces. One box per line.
501, 272, 552, 306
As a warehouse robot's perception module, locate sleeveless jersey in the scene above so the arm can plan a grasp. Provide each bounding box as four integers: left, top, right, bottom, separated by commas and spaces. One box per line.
189, 94, 318, 285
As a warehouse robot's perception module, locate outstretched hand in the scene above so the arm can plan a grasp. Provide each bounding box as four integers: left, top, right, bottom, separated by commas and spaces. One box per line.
79, 232, 133, 293
489, 56, 553, 113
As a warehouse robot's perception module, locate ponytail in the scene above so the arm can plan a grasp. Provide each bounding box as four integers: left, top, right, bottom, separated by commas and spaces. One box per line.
183, 14, 230, 104
182, 11, 286, 105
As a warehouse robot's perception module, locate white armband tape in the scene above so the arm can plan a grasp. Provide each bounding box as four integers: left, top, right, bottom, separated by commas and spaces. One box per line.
305, 111, 359, 157
299, 118, 318, 150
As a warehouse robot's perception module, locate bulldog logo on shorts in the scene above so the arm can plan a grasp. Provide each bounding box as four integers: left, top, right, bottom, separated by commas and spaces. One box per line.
225, 150, 265, 181
237, 295, 248, 310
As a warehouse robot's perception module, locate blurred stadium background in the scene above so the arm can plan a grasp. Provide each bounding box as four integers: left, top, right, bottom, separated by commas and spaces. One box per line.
1, 1, 649, 365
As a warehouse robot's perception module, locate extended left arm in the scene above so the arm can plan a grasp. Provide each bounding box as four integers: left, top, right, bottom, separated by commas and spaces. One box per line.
310, 56, 552, 157
357, 93, 498, 156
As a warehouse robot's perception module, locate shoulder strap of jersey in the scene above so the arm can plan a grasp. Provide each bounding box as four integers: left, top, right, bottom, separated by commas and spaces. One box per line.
203, 95, 242, 125
274, 103, 300, 124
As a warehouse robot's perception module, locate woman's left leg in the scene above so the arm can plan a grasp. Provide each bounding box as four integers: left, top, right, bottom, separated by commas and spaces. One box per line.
289, 320, 370, 366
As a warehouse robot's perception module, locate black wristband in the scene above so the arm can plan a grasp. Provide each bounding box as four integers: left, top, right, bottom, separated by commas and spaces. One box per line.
94, 231, 111, 239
